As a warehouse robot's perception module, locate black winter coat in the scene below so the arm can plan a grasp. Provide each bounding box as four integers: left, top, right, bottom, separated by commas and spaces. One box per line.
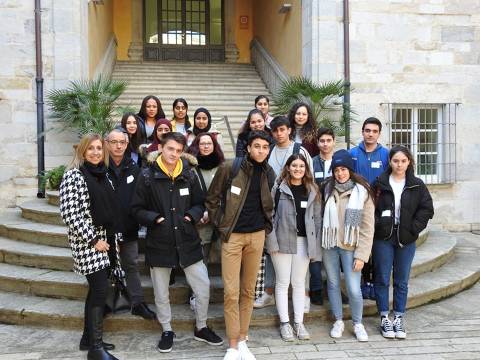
107, 156, 140, 242
131, 159, 205, 268
373, 169, 434, 245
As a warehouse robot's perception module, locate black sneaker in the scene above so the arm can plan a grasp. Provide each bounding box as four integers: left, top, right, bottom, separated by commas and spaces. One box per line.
393, 316, 406, 339
380, 316, 395, 339
194, 326, 224, 346
157, 331, 175, 353
131, 302, 156, 320
310, 290, 324, 305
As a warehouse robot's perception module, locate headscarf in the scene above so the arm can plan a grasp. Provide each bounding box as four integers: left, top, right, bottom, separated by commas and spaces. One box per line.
146, 118, 172, 153
192, 107, 212, 136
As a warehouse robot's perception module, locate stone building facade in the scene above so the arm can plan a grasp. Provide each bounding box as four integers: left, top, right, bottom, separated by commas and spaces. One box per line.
0, 0, 479, 230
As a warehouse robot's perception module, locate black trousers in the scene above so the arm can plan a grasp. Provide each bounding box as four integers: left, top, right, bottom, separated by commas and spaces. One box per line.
83, 268, 109, 335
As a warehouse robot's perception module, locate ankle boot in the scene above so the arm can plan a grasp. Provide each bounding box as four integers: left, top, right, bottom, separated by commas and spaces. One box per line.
87, 307, 118, 360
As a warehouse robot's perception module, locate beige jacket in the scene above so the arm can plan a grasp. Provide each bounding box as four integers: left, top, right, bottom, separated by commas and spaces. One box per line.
327, 186, 375, 263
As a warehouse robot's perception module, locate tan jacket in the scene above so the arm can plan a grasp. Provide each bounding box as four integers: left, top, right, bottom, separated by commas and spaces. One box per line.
327, 186, 375, 263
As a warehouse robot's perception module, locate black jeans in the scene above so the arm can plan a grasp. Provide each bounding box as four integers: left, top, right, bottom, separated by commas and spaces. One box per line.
83, 267, 109, 334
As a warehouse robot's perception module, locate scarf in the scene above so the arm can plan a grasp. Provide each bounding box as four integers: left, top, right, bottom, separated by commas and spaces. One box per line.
322, 179, 367, 249
80, 162, 120, 237
157, 156, 183, 179
197, 152, 220, 170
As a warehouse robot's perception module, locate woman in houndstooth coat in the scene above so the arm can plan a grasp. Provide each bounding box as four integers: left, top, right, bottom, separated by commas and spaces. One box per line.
59, 133, 121, 360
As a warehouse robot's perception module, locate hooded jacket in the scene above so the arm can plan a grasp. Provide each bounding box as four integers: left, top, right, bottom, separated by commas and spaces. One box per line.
349, 142, 389, 185
373, 169, 434, 245
131, 153, 205, 268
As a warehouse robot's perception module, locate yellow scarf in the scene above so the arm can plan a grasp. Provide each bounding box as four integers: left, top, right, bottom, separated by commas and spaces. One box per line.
157, 155, 183, 179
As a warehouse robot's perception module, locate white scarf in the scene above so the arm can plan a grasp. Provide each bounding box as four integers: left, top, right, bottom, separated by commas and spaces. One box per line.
322, 182, 368, 249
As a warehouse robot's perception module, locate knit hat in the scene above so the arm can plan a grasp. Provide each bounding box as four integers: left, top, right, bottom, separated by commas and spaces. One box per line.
331, 149, 354, 172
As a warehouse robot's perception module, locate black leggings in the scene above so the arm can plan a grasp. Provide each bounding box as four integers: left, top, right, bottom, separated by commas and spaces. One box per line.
83, 268, 109, 333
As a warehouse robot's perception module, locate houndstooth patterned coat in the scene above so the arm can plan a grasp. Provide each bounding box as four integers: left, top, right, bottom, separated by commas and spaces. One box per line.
59, 168, 111, 276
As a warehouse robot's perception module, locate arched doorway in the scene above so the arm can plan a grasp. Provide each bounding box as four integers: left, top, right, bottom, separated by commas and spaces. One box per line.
143, 0, 224, 61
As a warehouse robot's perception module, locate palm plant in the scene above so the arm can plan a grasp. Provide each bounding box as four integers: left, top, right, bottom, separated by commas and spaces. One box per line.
272, 77, 354, 136
47, 76, 127, 137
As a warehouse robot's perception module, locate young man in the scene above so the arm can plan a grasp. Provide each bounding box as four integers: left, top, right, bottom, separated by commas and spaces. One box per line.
206, 131, 276, 360
349, 117, 389, 185
309, 127, 336, 305
105, 127, 156, 320
131, 132, 222, 353
254, 116, 313, 309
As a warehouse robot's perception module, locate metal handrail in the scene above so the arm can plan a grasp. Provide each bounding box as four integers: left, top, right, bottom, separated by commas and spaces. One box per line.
212, 115, 236, 152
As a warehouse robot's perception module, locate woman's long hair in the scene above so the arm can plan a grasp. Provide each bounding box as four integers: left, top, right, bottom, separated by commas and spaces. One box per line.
238, 108, 265, 136
278, 154, 319, 200
137, 95, 166, 120
288, 102, 317, 143
388, 145, 415, 174
69, 133, 108, 169
120, 112, 142, 153
187, 132, 225, 164
172, 98, 192, 130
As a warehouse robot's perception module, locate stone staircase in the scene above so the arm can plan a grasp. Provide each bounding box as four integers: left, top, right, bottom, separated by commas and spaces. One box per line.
0, 191, 479, 331
112, 61, 273, 159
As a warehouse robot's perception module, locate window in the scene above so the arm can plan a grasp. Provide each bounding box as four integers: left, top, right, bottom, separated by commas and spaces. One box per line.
383, 103, 457, 184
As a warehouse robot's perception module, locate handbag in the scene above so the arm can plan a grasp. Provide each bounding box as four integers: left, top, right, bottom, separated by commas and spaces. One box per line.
105, 276, 131, 314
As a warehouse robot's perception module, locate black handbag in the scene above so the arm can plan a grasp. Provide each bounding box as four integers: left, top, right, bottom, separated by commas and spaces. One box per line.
105, 276, 131, 314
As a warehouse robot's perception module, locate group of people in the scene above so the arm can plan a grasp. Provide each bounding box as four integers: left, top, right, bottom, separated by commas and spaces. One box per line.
59, 95, 434, 360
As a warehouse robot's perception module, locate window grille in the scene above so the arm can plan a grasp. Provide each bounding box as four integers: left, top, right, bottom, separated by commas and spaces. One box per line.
382, 103, 458, 184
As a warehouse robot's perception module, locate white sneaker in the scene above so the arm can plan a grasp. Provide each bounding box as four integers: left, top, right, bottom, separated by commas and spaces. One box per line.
223, 348, 240, 360
330, 320, 344, 338
189, 295, 196, 311
293, 322, 310, 340
279, 323, 294, 342
253, 292, 275, 308
353, 323, 369, 342
238, 340, 256, 360
304, 295, 311, 313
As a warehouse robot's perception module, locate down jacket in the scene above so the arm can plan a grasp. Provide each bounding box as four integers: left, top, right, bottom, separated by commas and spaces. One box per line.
266, 180, 322, 260
59, 168, 111, 276
373, 169, 434, 245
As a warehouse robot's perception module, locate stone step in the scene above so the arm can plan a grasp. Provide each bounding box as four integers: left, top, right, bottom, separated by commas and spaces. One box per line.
0, 236, 477, 331
46, 191, 59, 206
20, 200, 63, 226
0, 263, 224, 304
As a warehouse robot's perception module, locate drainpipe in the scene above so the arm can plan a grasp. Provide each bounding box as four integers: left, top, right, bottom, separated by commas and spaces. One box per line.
343, 0, 351, 149
35, 0, 45, 198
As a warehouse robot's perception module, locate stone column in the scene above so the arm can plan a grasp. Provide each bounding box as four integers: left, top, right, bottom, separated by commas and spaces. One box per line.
128, 0, 143, 61
224, 0, 239, 63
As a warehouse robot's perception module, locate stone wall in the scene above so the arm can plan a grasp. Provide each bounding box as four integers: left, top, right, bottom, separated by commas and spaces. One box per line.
0, 0, 89, 207
303, 0, 480, 229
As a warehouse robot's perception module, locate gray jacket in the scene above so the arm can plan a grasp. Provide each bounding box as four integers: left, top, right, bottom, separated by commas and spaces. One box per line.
266, 180, 322, 260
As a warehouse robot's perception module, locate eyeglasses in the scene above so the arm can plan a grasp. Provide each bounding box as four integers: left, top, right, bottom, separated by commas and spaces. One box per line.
108, 140, 127, 146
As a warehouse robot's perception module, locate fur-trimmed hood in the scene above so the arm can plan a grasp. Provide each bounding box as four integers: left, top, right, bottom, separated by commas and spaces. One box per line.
145, 150, 198, 167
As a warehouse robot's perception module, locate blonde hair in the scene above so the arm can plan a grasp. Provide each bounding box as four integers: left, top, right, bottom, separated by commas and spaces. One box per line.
69, 133, 109, 169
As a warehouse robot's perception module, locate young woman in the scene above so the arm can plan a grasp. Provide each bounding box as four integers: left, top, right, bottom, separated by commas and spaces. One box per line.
266, 154, 322, 342
59, 134, 122, 360
255, 95, 273, 128
137, 95, 166, 143
236, 108, 271, 157
187, 133, 225, 264
288, 102, 319, 157
187, 107, 224, 148
321, 149, 374, 342
372, 146, 434, 339
121, 112, 143, 165
171, 98, 192, 136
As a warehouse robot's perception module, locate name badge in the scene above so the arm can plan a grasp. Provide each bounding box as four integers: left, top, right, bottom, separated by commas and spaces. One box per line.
179, 188, 189, 196
300, 201, 308, 209
231, 185, 241, 195
381, 210, 391, 217
314, 172, 322, 178
371, 161, 382, 169
126, 175, 134, 184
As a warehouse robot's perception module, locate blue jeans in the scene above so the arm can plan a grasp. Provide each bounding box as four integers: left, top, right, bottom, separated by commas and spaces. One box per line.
372, 238, 416, 316
264, 252, 275, 289
322, 247, 363, 324
309, 261, 323, 292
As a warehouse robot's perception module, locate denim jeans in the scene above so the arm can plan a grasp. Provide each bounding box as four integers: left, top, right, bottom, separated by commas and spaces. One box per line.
264, 252, 276, 289
372, 237, 416, 316
309, 261, 323, 292
322, 247, 363, 324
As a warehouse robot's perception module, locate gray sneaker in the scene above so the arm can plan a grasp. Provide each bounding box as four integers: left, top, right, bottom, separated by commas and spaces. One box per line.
293, 322, 310, 340
279, 323, 294, 342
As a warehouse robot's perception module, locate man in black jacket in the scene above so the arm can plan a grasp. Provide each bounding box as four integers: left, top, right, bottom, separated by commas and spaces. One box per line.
106, 127, 156, 320
131, 132, 222, 353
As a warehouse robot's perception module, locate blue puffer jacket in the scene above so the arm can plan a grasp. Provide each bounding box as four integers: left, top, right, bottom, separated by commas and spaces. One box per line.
349, 142, 389, 185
